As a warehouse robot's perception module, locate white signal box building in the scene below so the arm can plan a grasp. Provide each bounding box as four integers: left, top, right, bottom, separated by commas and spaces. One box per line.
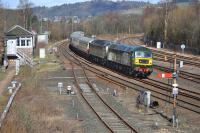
4, 25, 35, 67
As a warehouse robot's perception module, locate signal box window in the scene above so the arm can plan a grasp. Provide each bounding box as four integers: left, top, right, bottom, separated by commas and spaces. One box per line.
21, 40, 25, 46
27, 40, 31, 46
17, 40, 20, 46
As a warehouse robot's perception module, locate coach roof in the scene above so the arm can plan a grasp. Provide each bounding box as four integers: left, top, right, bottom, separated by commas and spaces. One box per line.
109, 43, 149, 53
91, 39, 112, 47
79, 36, 94, 43
70, 31, 84, 38
71, 31, 93, 43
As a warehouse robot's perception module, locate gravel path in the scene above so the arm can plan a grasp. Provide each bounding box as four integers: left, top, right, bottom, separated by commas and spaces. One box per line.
0, 67, 15, 94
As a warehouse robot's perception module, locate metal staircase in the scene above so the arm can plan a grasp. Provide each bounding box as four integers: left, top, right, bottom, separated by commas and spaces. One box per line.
16, 49, 34, 67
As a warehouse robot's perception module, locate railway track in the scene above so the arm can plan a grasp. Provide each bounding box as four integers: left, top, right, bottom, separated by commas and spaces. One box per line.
153, 53, 200, 68
146, 78, 200, 98
123, 38, 200, 68
59, 43, 139, 133
97, 72, 200, 114
58, 43, 200, 114
122, 38, 200, 83
153, 64, 200, 84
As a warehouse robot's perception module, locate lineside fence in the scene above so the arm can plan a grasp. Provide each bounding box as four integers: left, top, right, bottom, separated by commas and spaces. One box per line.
0, 83, 22, 129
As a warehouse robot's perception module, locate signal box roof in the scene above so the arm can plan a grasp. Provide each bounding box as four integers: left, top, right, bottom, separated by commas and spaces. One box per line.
5, 25, 34, 37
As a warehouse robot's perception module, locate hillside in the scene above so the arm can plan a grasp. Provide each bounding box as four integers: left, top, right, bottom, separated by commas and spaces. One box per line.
32, 0, 149, 19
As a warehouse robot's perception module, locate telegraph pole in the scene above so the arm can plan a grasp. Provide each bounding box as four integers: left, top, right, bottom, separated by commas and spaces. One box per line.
40, 16, 43, 33
71, 17, 74, 33
164, 0, 169, 49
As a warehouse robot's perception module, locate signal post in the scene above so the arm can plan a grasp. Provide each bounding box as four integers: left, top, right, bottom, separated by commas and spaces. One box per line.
172, 54, 178, 127
157, 54, 179, 127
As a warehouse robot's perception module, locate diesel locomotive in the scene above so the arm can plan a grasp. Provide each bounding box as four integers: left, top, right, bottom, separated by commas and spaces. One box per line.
69, 31, 153, 78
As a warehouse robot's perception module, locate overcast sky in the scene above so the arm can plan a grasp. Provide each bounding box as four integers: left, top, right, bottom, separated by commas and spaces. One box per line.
2, 0, 159, 9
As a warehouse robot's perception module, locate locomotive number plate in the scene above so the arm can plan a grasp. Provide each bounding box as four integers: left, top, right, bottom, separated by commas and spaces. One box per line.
139, 60, 149, 64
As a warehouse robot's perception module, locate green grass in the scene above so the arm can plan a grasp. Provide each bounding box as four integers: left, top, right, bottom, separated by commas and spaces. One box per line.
34, 48, 61, 73
37, 62, 60, 72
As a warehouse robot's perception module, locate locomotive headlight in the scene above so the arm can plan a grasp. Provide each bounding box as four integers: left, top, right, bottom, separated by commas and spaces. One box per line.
149, 59, 152, 65
135, 59, 139, 64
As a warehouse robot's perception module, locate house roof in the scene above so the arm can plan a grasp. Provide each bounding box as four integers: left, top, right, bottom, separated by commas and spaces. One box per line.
5, 25, 33, 37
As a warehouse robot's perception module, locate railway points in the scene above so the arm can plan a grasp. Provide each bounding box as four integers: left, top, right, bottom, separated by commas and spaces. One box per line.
122, 38, 200, 68
59, 38, 198, 131
66, 32, 198, 131
1, 38, 199, 133
58, 42, 176, 132
0, 0, 200, 132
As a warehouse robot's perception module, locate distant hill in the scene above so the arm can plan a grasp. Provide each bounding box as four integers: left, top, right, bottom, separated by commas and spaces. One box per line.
32, 0, 149, 19
159, 0, 199, 4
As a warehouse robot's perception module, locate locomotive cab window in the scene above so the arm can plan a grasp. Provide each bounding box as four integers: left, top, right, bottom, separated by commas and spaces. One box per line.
144, 52, 152, 58
135, 51, 152, 58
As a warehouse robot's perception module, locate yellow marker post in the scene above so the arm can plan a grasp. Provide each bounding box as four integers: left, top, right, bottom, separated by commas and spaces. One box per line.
164, 55, 167, 61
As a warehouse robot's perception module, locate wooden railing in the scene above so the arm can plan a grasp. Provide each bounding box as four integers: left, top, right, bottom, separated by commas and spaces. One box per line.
16, 49, 33, 67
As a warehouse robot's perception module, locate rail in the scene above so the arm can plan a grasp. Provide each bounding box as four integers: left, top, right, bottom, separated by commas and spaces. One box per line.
60, 43, 200, 114
59, 44, 138, 133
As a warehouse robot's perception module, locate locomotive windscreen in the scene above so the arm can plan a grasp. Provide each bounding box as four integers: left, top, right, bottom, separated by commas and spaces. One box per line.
135, 51, 152, 58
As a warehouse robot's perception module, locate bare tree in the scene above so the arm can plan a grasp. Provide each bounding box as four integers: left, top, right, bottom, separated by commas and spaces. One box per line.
18, 0, 33, 29
0, 0, 4, 36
